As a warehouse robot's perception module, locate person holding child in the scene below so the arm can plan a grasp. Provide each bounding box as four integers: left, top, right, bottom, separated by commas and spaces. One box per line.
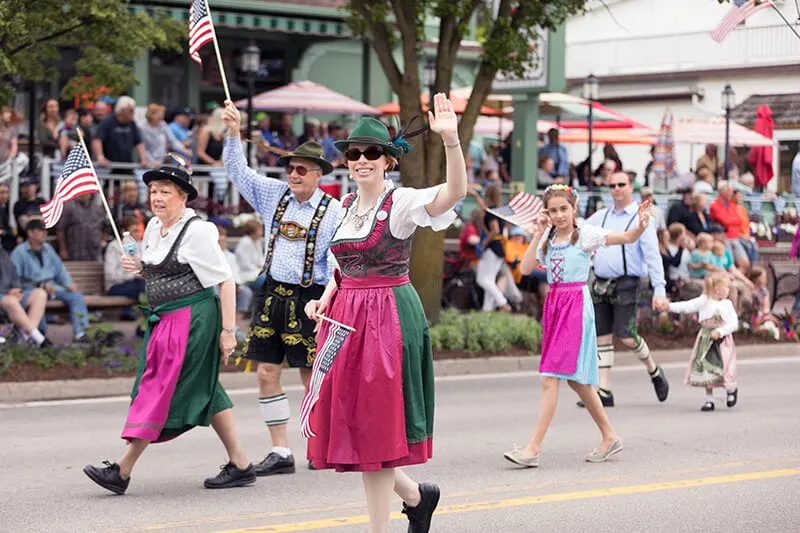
503, 184, 652, 468
660, 272, 739, 412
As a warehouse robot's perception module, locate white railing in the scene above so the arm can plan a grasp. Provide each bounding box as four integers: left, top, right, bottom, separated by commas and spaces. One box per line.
566, 24, 800, 79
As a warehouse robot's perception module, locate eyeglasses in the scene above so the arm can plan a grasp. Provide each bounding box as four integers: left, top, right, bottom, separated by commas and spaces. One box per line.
608, 183, 628, 189
286, 165, 319, 177
344, 147, 385, 161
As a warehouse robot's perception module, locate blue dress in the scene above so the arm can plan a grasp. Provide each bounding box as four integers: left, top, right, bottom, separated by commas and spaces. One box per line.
538, 224, 609, 385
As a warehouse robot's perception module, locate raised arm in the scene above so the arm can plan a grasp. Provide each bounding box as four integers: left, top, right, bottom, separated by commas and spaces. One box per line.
422, 93, 468, 217
519, 215, 551, 276
605, 200, 650, 246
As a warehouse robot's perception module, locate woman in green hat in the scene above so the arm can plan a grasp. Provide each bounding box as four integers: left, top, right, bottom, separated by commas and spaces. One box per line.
302, 93, 467, 533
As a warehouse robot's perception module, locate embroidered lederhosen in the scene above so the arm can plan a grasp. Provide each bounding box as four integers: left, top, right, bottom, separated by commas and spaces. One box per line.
242, 189, 332, 368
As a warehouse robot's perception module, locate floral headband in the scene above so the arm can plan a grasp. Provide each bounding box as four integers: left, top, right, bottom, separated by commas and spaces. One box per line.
543, 183, 578, 199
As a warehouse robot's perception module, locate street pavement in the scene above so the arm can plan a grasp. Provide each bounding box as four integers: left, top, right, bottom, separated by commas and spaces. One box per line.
2, 354, 800, 533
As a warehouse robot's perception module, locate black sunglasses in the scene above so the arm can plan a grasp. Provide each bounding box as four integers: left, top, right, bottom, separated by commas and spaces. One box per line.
608, 182, 628, 189
344, 147, 385, 161
286, 165, 319, 177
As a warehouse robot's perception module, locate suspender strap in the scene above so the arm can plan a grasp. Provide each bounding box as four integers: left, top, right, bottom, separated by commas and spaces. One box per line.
263, 190, 292, 276
600, 208, 638, 277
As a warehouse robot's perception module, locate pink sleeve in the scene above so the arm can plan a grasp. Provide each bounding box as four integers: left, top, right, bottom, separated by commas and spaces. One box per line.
791, 227, 800, 258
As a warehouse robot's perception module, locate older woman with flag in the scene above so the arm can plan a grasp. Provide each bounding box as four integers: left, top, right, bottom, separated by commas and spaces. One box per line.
82, 154, 255, 494
301, 94, 467, 533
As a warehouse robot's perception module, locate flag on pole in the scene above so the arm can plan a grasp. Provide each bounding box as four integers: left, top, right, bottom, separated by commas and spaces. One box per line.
711, 0, 774, 43
40, 145, 100, 228
189, 0, 214, 66
487, 192, 544, 229
300, 318, 354, 438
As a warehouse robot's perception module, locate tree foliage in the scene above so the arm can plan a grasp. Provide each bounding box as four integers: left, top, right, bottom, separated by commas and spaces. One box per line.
346, 0, 587, 321
0, 0, 184, 104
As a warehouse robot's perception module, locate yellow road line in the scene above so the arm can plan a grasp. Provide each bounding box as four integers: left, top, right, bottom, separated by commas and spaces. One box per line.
215, 468, 800, 533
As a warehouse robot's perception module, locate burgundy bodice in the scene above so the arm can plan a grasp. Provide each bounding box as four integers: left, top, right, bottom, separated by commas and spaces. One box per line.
331, 190, 412, 279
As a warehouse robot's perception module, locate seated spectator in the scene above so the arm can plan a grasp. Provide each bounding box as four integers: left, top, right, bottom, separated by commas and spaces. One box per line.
659, 228, 680, 296
537, 155, 556, 188
234, 219, 265, 290
667, 187, 694, 229
709, 181, 750, 274
11, 219, 91, 343
685, 192, 712, 237
0, 247, 50, 346
476, 185, 522, 312
695, 144, 719, 180
748, 266, 772, 324
710, 239, 753, 313
505, 226, 548, 316
59, 109, 94, 160
217, 224, 253, 339
56, 109, 79, 160
688, 233, 715, 279
733, 189, 759, 264
168, 107, 194, 152
113, 180, 150, 234
640, 187, 666, 229
13, 177, 46, 241
56, 193, 106, 261
104, 217, 146, 321
692, 167, 715, 194
0, 183, 16, 252
458, 209, 483, 269
0, 106, 30, 182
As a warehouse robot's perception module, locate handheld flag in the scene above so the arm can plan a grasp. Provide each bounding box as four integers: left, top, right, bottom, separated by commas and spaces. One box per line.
40, 145, 100, 228
300, 316, 355, 438
711, 0, 774, 43
487, 191, 543, 230
189, 0, 214, 66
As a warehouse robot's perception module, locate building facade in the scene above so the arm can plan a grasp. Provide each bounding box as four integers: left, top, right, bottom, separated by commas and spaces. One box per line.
563, 0, 800, 190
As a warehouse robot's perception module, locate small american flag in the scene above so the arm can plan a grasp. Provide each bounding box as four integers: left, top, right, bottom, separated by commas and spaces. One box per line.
300, 318, 354, 438
189, 0, 214, 66
488, 192, 543, 229
711, 0, 774, 43
40, 145, 100, 228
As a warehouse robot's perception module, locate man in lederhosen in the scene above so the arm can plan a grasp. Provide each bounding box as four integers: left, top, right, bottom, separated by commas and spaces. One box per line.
222, 102, 341, 475
582, 172, 670, 407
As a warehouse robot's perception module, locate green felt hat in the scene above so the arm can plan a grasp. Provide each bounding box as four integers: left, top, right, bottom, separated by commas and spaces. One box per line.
277, 141, 334, 175
334, 117, 407, 159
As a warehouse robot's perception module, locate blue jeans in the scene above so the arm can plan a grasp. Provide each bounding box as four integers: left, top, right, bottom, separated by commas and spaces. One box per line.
25, 287, 89, 337
109, 279, 146, 319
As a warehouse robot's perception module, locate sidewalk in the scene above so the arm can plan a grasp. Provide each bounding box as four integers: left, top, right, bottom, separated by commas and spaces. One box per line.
1, 343, 797, 404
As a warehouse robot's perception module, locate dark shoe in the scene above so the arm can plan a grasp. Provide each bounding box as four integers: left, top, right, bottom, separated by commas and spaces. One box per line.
402, 483, 440, 533
701, 401, 715, 412
577, 390, 615, 409
40, 338, 54, 348
651, 366, 669, 402
204, 462, 256, 489
83, 461, 129, 495
307, 459, 317, 471
726, 389, 738, 408
254, 452, 295, 476
73, 334, 91, 345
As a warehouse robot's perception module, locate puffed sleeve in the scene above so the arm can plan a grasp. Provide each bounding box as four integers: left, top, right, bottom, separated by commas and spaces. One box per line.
177, 221, 233, 288
389, 185, 457, 240
580, 223, 611, 253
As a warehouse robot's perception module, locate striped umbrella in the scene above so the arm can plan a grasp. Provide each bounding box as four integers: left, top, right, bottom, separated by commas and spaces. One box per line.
652, 110, 677, 190
234, 81, 381, 115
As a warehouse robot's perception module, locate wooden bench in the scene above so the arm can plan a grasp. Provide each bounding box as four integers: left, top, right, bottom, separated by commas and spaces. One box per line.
45, 261, 137, 311
768, 261, 800, 312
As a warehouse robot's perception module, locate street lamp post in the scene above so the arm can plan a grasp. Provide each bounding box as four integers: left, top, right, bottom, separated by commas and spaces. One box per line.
582, 74, 599, 189
722, 83, 735, 183
423, 57, 436, 105
241, 42, 261, 162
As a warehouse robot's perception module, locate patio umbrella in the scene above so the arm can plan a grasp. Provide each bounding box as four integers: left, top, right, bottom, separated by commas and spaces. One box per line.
234, 81, 381, 115
652, 110, 678, 190
747, 104, 775, 187
557, 128, 656, 145
449, 86, 512, 111
376, 94, 505, 117
471, 117, 559, 139
672, 118, 773, 146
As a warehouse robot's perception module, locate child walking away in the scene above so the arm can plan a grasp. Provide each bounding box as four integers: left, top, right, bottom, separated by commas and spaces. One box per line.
503, 184, 652, 468
663, 272, 739, 412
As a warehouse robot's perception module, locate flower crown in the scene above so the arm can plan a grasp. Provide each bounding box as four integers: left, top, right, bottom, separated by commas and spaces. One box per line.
544, 183, 578, 199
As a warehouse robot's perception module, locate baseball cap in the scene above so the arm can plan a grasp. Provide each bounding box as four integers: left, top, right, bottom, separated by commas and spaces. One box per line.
173, 107, 194, 117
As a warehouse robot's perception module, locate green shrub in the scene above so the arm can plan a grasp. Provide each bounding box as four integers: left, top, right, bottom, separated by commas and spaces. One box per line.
429, 311, 542, 354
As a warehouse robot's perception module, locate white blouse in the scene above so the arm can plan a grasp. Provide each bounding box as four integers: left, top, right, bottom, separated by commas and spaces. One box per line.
234, 235, 264, 283
334, 180, 456, 242
668, 295, 738, 337
537, 222, 610, 262
141, 208, 232, 288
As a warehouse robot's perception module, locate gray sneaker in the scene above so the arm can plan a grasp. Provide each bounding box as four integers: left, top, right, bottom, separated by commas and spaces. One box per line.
585, 437, 623, 463
503, 447, 539, 468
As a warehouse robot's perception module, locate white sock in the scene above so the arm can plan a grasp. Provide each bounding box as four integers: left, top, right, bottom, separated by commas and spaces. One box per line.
28, 329, 45, 346
272, 446, 292, 458
705, 393, 714, 403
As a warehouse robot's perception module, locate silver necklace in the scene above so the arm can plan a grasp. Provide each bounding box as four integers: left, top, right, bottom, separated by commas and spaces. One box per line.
349, 187, 386, 231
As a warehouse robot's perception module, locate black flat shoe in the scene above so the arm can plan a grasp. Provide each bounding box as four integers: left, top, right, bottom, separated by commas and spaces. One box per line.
254, 452, 295, 476
577, 390, 615, 408
726, 389, 738, 408
701, 401, 715, 412
204, 462, 256, 489
651, 366, 669, 402
83, 461, 129, 495
307, 459, 318, 471
402, 483, 440, 533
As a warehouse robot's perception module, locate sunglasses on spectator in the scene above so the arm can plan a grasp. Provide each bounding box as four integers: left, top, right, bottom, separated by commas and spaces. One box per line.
608, 182, 628, 189
344, 147, 385, 161
286, 165, 319, 177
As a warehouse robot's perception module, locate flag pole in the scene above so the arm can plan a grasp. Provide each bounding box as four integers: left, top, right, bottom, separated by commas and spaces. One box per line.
204, 0, 231, 101
76, 128, 124, 251
318, 314, 356, 332
770, 3, 800, 40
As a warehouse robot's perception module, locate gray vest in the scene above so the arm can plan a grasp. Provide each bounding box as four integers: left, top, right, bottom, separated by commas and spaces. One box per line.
143, 216, 205, 307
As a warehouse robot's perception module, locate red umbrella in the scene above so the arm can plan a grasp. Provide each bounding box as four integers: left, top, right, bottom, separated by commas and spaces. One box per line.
747, 104, 774, 187
377, 94, 505, 117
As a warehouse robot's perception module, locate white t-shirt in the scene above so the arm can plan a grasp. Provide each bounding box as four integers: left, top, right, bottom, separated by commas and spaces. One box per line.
334, 180, 456, 242
141, 208, 232, 288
